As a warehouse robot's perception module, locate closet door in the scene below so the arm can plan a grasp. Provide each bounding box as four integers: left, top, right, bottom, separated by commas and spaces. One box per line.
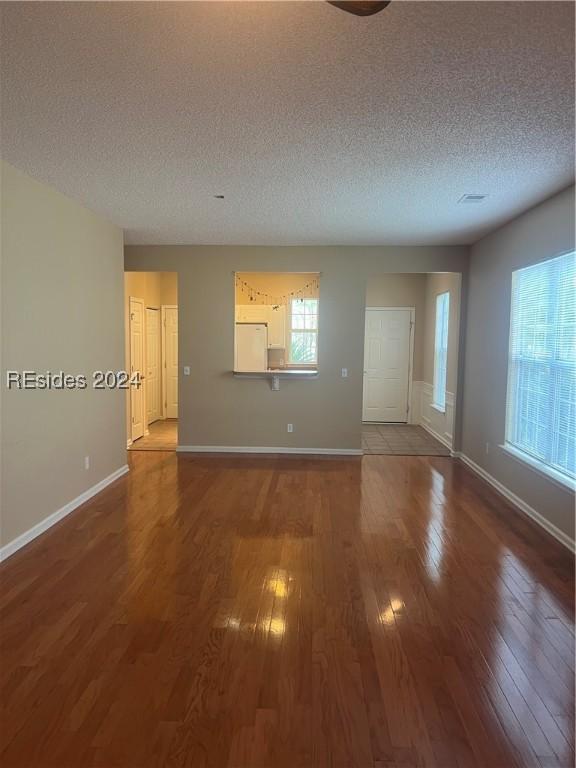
145, 308, 161, 424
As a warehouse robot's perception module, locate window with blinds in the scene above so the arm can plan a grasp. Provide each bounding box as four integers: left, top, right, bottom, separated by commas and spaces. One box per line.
289, 298, 318, 364
433, 292, 450, 411
505, 251, 576, 482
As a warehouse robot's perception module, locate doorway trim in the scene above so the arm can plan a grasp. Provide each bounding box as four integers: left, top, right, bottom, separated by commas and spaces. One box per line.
161, 304, 178, 419
363, 306, 415, 424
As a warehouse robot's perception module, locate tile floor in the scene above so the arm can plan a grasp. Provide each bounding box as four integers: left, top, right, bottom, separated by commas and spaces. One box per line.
362, 423, 451, 456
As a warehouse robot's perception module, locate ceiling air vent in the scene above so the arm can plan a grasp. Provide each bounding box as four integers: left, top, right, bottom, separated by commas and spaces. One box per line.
458, 194, 488, 203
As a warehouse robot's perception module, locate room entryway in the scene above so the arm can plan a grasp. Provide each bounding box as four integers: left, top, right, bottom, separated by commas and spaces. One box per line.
362, 424, 450, 456
125, 272, 178, 451
362, 274, 462, 454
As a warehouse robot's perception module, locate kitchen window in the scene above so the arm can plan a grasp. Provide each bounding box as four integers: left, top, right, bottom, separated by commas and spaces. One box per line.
504, 251, 575, 486
289, 298, 318, 365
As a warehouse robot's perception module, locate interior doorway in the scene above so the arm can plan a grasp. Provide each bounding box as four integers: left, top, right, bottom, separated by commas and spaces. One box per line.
125, 272, 178, 451
362, 273, 462, 456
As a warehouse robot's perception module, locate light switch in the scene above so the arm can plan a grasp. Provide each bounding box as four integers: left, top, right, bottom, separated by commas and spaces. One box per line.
183, 366, 191, 376
341, 368, 348, 378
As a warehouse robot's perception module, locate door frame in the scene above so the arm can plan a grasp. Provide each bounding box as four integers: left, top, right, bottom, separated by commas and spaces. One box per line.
363, 307, 415, 424
161, 305, 178, 419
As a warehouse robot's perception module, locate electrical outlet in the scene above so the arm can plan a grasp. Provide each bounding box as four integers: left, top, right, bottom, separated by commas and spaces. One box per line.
341, 368, 348, 378
287, 423, 293, 433
84, 456, 90, 470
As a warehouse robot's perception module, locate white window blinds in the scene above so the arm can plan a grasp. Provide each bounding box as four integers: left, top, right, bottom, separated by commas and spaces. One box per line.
505, 251, 576, 481
433, 292, 450, 410
289, 298, 318, 364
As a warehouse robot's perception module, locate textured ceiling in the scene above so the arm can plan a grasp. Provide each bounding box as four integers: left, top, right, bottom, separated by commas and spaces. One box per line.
1, 1, 574, 245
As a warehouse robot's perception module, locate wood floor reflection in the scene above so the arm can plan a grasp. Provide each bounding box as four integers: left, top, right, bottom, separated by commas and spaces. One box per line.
0, 452, 574, 767
128, 419, 177, 451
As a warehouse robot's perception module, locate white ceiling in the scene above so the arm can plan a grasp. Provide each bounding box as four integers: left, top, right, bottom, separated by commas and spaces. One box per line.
1, 1, 574, 245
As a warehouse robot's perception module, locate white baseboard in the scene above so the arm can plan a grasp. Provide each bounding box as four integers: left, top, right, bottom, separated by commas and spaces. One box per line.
458, 453, 575, 553
420, 421, 453, 452
176, 445, 362, 456
414, 381, 455, 448
0, 464, 130, 563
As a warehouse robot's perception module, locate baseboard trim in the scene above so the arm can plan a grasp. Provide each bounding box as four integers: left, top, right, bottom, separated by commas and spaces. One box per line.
0, 464, 130, 563
458, 453, 575, 553
420, 420, 453, 451
176, 445, 363, 456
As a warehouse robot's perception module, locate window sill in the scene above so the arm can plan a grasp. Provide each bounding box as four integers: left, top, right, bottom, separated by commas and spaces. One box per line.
430, 403, 446, 414
500, 443, 576, 492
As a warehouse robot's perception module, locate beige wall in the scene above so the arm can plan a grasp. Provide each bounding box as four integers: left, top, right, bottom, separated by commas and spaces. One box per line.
125, 245, 467, 451
423, 272, 461, 394
160, 271, 177, 305
365, 274, 426, 381
125, 271, 177, 309
462, 185, 575, 543
1, 162, 125, 548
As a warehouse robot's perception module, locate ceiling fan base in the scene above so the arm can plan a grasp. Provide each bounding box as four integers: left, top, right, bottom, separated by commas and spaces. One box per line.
328, 1, 392, 17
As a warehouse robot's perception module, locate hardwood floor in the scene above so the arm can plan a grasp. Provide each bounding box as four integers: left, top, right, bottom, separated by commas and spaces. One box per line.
0, 451, 574, 768
128, 419, 178, 451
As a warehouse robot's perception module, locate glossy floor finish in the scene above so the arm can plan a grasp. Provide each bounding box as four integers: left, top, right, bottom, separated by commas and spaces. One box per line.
0, 452, 574, 768
128, 419, 178, 451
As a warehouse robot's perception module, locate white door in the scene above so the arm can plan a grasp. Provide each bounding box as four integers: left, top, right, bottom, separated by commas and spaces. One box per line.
362, 309, 412, 423
163, 306, 178, 419
129, 297, 145, 441
146, 308, 161, 425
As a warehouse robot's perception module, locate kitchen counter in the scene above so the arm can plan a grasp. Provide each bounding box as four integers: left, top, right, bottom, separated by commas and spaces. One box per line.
232, 369, 318, 377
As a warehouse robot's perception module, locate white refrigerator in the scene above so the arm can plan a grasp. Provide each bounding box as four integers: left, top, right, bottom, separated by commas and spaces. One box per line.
235, 323, 268, 371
